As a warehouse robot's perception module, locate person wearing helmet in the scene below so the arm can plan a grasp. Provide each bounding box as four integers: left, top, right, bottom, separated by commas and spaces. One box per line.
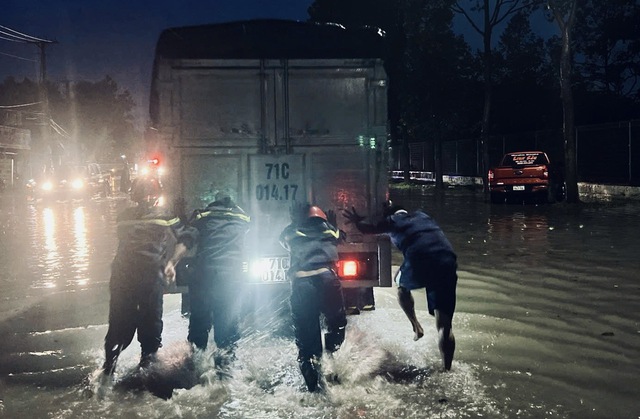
129, 176, 163, 206
343, 203, 457, 371
279, 202, 347, 392
187, 190, 250, 367
101, 176, 197, 376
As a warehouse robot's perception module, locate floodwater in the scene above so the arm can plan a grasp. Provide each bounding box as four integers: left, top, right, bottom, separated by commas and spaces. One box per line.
0, 188, 638, 418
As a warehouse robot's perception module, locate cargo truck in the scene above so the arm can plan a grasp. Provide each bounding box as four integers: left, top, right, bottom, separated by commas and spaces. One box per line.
148, 19, 392, 315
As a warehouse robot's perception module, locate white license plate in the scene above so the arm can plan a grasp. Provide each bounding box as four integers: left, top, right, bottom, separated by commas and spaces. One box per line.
513, 185, 525, 191
251, 257, 290, 283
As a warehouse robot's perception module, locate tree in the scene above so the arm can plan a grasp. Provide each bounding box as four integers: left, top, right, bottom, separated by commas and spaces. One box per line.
452, 0, 541, 197
56, 76, 138, 163
568, 0, 640, 124
494, 11, 560, 133
547, 0, 580, 203
400, 0, 476, 188
574, 0, 640, 100
0, 75, 139, 167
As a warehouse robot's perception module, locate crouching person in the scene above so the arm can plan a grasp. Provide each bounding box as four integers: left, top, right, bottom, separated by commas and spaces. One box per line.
102, 177, 197, 376
279, 203, 347, 392
343, 203, 457, 371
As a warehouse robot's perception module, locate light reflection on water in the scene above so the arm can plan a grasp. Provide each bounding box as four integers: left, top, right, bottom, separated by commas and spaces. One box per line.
72, 207, 90, 285
40, 207, 60, 288
22, 200, 118, 293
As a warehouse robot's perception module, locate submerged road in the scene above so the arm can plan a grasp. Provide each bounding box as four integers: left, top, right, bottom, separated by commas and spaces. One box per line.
0, 188, 638, 418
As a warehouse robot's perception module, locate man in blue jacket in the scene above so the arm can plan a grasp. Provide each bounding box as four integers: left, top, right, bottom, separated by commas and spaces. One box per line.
343, 203, 457, 371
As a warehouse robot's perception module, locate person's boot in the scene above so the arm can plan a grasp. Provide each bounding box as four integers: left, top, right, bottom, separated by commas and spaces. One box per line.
139, 350, 158, 369
101, 358, 116, 376
102, 346, 121, 376
299, 358, 321, 392
324, 326, 345, 353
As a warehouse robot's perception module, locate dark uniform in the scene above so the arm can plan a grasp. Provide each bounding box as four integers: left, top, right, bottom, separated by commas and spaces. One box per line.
279, 205, 347, 392
103, 181, 196, 375
187, 196, 250, 352
344, 205, 457, 370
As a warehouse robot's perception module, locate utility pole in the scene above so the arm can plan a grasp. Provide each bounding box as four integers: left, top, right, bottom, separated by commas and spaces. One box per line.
0, 25, 56, 171
36, 41, 52, 167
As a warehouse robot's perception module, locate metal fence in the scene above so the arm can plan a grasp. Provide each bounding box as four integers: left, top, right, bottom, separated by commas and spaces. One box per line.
398, 120, 640, 186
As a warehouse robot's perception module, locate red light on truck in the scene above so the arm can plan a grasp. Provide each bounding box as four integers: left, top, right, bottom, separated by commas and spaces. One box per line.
337, 260, 359, 278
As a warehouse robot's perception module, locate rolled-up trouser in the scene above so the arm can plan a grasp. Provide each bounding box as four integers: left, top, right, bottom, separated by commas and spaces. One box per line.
188, 269, 242, 350
104, 261, 164, 370
290, 269, 347, 362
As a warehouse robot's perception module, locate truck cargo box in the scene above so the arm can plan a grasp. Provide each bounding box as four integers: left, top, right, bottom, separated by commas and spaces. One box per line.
149, 20, 391, 294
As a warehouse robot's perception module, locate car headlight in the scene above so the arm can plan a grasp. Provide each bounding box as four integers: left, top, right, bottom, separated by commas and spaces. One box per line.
71, 179, 84, 189
41, 181, 53, 191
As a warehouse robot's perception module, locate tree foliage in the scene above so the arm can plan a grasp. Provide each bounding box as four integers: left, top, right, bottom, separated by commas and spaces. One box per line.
493, 11, 560, 132
0, 75, 139, 164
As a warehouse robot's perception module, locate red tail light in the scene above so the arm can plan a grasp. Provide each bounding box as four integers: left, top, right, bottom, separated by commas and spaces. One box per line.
488, 169, 494, 181
337, 259, 359, 279
542, 165, 549, 179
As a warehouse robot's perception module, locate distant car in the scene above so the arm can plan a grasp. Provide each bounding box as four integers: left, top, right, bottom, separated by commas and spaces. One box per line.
28, 163, 112, 200
488, 151, 564, 204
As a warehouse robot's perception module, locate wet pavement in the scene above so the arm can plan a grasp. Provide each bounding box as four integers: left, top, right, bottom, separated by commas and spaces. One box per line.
0, 187, 638, 418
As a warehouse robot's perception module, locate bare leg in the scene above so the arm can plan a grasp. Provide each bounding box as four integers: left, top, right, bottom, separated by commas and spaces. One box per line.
435, 310, 455, 371
397, 286, 424, 341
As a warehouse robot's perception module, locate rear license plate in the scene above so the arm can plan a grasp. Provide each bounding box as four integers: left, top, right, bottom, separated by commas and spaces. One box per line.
513, 185, 525, 191
252, 256, 290, 283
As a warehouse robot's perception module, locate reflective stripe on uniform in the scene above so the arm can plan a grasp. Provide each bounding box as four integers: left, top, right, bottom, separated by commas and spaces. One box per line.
294, 227, 340, 239
195, 210, 250, 223
118, 217, 181, 227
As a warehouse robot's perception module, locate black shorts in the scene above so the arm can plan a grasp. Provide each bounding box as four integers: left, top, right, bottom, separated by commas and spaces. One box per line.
395, 252, 457, 316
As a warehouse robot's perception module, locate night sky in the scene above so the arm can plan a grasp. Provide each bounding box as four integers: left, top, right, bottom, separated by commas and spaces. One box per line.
1, 1, 313, 125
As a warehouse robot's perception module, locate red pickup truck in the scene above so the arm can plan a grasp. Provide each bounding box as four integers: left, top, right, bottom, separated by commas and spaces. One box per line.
488, 151, 564, 204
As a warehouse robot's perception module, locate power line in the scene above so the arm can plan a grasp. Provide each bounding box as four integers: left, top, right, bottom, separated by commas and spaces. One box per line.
0, 102, 43, 109
0, 50, 36, 62
0, 25, 54, 44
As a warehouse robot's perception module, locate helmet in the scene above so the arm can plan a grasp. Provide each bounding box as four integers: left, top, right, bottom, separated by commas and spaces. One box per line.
308, 205, 327, 221
130, 177, 162, 205
213, 189, 235, 206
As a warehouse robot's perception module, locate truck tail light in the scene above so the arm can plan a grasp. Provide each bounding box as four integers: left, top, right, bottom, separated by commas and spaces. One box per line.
336, 251, 376, 281
542, 165, 549, 179
337, 259, 360, 279
488, 169, 494, 181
